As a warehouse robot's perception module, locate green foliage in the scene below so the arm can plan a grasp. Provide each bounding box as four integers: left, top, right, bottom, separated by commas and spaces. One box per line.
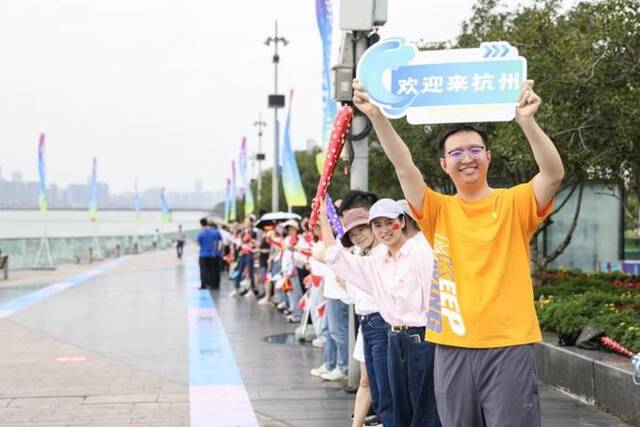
457, 0, 639, 188
535, 271, 640, 352
223, 0, 639, 234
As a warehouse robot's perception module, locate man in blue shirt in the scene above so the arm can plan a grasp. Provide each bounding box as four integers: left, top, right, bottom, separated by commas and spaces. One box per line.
197, 218, 222, 290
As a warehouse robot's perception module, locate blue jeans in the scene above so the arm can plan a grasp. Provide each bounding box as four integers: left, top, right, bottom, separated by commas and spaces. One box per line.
285, 274, 303, 321
387, 326, 441, 427
323, 298, 349, 373
233, 253, 255, 290
361, 312, 393, 427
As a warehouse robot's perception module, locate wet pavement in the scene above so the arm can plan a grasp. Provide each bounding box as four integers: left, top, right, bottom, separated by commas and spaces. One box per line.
0, 249, 632, 426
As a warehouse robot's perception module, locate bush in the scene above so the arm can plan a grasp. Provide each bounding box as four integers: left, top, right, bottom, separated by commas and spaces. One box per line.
535, 272, 640, 353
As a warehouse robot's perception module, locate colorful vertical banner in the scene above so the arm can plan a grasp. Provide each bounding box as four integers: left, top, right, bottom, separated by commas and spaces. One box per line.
281, 90, 308, 208
224, 178, 231, 223
238, 137, 255, 216
230, 161, 237, 221
315, 0, 337, 146
37, 133, 47, 213
160, 187, 172, 223
89, 158, 97, 221
315, 0, 337, 171
134, 178, 141, 223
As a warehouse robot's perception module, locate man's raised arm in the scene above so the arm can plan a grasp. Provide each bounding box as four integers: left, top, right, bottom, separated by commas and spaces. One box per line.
515, 80, 565, 209
352, 79, 425, 210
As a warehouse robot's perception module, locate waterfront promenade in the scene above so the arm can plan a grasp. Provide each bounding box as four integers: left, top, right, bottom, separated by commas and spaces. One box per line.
0, 250, 632, 426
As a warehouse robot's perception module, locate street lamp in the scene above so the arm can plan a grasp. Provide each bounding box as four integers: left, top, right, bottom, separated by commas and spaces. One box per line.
265, 20, 288, 212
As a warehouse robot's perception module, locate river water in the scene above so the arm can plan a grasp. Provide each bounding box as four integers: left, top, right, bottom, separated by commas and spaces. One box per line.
0, 210, 206, 239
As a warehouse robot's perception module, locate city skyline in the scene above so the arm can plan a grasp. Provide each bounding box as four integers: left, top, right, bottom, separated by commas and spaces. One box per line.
0, 165, 221, 210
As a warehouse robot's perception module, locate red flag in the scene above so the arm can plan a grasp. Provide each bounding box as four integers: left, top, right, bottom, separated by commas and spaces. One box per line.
309, 105, 353, 227
297, 293, 309, 311
282, 278, 293, 293
310, 275, 322, 287
315, 301, 327, 319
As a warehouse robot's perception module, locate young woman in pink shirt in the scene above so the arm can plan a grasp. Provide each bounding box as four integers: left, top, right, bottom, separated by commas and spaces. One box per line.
320, 197, 441, 427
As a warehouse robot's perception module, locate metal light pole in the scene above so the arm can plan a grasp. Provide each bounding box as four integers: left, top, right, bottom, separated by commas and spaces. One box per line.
349, 35, 371, 192
253, 115, 267, 207
265, 21, 288, 212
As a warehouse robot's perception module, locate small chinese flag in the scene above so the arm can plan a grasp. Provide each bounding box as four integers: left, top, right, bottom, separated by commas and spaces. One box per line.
296, 293, 309, 311
282, 278, 293, 293
315, 301, 327, 319
310, 275, 322, 287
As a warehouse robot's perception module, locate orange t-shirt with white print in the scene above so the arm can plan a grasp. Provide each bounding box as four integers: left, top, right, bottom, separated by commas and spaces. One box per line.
411, 180, 553, 348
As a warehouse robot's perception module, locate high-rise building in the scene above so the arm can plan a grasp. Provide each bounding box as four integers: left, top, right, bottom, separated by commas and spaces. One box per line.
11, 171, 23, 182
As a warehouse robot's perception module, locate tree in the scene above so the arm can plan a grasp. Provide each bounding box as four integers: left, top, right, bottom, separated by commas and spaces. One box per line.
452, 0, 639, 272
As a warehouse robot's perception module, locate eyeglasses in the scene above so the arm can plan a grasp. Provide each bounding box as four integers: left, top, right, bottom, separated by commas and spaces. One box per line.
445, 146, 486, 162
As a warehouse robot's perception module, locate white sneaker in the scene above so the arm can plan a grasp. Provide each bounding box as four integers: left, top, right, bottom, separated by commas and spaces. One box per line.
312, 336, 325, 348
310, 363, 330, 377
321, 367, 348, 381
244, 290, 255, 299
276, 301, 288, 310
257, 297, 269, 305
228, 290, 238, 297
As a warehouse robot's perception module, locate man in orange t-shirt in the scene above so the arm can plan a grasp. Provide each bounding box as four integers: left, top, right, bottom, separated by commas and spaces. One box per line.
352, 78, 564, 426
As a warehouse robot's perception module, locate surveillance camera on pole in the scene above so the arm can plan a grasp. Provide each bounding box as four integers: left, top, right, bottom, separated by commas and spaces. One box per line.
333, 0, 388, 390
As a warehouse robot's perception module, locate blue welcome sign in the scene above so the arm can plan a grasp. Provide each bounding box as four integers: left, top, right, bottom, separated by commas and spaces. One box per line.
356, 38, 527, 124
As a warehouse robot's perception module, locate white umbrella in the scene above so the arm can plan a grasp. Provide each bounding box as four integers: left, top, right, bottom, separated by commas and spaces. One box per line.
255, 212, 302, 229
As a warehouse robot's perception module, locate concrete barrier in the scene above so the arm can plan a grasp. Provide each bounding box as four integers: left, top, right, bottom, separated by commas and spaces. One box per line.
535, 333, 640, 426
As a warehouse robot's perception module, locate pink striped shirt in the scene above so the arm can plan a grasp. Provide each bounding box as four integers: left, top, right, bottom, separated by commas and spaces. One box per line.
324, 235, 434, 327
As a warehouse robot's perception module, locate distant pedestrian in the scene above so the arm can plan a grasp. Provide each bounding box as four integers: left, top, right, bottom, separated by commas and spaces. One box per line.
153, 228, 160, 250
175, 224, 186, 259
207, 219, 224, 288
197, 218, 222, 290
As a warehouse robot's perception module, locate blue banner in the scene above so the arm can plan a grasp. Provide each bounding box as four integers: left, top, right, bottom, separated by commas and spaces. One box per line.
280, 90, 308, 207
134, 178, 141, 223
89, 158, 97, 221
160, 187, 172, 223
37, 133, 47, 213
315, 0, 337, 149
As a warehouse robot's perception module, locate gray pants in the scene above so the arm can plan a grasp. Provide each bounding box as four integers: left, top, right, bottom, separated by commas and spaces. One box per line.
434, 344, 540, 427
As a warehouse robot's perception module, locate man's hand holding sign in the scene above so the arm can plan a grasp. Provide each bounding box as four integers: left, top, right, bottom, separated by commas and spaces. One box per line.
353, 38, 564, 427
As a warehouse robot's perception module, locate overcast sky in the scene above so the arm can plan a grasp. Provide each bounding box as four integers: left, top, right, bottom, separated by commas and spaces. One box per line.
0, 0, 577, 195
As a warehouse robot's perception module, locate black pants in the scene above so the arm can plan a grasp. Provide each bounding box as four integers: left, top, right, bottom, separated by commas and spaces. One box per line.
199, 256, 220, 289
176, 241, 184, 259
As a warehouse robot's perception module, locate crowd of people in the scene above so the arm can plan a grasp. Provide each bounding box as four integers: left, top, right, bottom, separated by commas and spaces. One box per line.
191, 79, 564, 427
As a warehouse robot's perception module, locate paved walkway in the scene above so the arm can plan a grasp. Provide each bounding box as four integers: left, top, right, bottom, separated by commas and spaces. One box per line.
0, 250, 632, 426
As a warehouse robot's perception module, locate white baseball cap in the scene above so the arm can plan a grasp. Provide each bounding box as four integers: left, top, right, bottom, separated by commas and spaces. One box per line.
396, 199, 417, 221
368, 198, 404, 223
